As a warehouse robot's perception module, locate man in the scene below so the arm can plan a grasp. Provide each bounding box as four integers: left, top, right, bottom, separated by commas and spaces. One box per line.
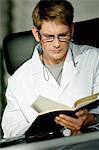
2, 0, 99, 138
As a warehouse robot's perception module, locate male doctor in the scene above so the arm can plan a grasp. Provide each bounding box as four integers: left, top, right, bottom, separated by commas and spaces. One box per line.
2, 0, 99, 138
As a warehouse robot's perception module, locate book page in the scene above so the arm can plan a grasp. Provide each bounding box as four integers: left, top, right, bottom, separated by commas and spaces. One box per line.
74, 93, 99, 108
31, 96, 73, 114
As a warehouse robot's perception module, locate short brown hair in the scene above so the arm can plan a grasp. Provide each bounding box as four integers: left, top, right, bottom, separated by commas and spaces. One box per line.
32, 0, 74, 30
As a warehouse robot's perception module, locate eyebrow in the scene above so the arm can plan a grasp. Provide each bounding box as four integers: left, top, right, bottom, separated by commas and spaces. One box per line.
42, 31, 70, 36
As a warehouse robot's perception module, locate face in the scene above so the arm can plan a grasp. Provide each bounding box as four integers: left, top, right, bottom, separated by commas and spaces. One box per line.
33, 21, 73, 64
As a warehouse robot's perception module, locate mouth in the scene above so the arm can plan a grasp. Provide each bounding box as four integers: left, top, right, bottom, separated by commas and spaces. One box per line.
51, 49, 61, 54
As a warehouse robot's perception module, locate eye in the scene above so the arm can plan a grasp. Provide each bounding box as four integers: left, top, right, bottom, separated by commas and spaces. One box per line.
58, 33, 70, 39
46, 35, 54, 38
59, 33, 67, 37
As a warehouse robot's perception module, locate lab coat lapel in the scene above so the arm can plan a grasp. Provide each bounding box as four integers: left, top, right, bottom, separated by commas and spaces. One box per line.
60, 47, 79, 91
61, 60, 78, 89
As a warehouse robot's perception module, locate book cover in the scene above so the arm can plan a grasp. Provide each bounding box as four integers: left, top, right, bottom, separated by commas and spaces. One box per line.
25, 93, 99, 138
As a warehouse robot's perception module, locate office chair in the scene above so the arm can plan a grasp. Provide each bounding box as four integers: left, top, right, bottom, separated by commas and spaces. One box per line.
3, 18, 99, 75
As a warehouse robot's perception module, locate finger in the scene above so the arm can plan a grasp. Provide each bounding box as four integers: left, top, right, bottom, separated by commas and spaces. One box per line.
56, 114, 88, 129
55, 115, 80, 130
59, 114, 80, 125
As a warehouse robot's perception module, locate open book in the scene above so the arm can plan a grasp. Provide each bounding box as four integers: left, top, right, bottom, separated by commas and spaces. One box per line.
25, 93, 99, 139
32, 93, 99, 113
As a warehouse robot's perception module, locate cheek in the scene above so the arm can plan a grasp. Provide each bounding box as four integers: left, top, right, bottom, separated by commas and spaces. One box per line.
62, 42, 69, 49
41, 43, 50, 52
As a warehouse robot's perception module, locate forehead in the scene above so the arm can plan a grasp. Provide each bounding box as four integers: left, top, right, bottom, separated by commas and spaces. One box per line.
40, 21, 70, 34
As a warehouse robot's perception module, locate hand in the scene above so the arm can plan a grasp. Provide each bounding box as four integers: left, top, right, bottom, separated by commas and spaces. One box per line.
54, 109, 95, 135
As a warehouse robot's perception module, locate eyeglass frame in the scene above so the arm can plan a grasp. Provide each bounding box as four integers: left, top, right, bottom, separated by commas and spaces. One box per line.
38, 31, 71, 43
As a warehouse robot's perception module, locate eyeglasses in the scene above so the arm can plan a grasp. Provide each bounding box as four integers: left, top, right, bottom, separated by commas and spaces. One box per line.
39, 32, 70, 42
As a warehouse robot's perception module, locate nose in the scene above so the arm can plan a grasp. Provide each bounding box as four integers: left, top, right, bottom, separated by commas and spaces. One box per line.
53, 37, 60, 48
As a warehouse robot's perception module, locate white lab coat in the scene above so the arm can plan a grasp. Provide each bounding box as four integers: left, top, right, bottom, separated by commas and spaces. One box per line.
2, 43, 99, 138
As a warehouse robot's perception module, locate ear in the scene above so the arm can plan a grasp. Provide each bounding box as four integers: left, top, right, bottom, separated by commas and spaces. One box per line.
32, 26, 40, 42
